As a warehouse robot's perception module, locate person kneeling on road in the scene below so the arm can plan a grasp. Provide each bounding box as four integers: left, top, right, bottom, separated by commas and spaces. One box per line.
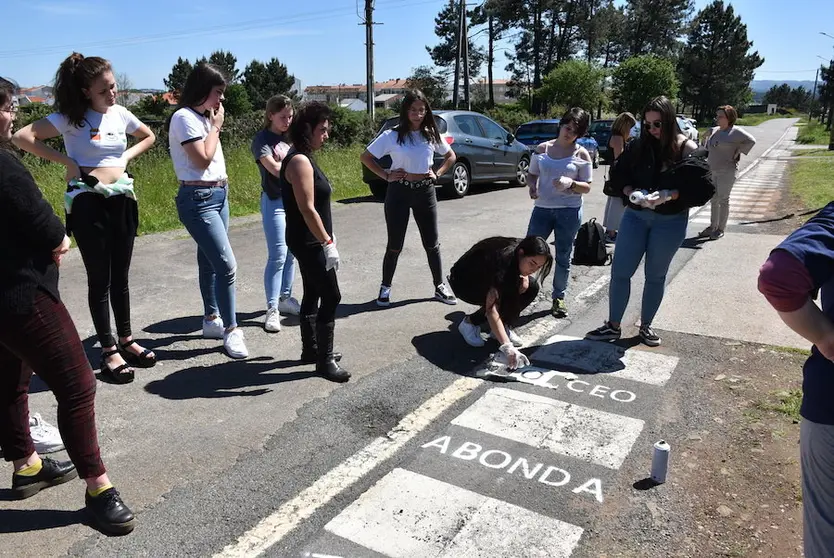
448, 236, 553, 370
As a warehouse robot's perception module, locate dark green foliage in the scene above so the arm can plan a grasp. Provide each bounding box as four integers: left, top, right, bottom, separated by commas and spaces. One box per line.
163, 57, 193, 100
623, 0, 693, 57
131, 94, 171, 119
405, 66, 448, 108
197, 50, 241, 83
242, 58, 298, 110
223, 84, 252, 116
612, 55, 679, 114
427, 0, 486, 79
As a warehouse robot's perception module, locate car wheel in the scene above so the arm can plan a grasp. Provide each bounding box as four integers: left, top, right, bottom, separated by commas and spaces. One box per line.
510, 156, 529, 186
369, 181, 387, 201
448, 161, 471, 198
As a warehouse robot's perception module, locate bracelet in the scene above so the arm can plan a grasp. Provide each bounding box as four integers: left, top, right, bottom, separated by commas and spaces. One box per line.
323, 238, 333, 246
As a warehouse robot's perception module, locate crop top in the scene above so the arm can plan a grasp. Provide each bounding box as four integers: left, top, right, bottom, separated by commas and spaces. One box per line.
46, 105, 142, 168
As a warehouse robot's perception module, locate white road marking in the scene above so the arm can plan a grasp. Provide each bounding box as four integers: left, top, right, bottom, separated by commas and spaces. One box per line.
451, 388, 644, 469
575, 274, 611, 303
214, 377, 483, 558
324, 468, 584, 558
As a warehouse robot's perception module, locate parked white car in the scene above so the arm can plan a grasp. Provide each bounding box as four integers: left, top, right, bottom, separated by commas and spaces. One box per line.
630, 118, 699, 143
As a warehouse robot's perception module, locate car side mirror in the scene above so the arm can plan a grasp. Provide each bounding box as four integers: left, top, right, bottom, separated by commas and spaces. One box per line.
506, 132, 515, 144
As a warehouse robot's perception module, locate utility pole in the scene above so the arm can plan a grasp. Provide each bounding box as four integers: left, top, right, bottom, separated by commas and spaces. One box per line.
363, 0, 376, 122
452, 0, 464, 108
829, 59, 834, 150
811, 67, 819, 123
462, 1, 470, 110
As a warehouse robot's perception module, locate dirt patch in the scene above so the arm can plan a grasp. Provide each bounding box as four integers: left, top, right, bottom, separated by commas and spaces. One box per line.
579, 334, 806, 558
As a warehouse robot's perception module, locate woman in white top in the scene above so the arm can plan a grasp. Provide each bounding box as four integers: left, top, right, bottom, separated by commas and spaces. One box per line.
13, 53, 156, 384
360, 90, 458, 307
167, 63, 247, 360
527, 107, 594, 319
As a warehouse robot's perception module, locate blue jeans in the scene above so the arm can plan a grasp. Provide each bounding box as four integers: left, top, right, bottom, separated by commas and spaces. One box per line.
261, 193, 296, 308
526, 205, 582, 300
609, 208, 688, 326
175, 186, 237, 328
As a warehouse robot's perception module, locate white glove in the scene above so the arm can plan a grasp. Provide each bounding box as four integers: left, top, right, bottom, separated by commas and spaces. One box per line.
323, 241, 340, 272
499, 343, 530, 371
554, 176, 574, 191
629, 189, 651, 205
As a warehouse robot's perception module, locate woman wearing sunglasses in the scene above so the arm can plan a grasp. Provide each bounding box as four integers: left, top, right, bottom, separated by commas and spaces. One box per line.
586, 96, 704, 347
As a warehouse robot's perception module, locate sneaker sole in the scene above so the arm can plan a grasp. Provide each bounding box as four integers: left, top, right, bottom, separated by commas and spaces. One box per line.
585, 333, 621, 342
88, 512, 136, 535
640, 336, 661, 347
376, 300, 390, 307
435, 296, 458, 305
13, 468, 79, 500
263, 324, 281, 333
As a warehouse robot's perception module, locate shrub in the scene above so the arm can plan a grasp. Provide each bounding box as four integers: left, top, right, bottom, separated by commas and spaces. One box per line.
327, 105, 375, 147
485, 104, 535, 133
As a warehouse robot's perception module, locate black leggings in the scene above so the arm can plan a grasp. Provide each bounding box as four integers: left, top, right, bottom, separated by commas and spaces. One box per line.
70, 193, 138, 348
468, 276, 540, 328
291, 242, 341, 323
382, 182, 443, 287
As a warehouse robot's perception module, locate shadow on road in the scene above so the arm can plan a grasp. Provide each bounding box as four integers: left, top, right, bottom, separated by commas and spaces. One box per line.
411, 310, 497, 375
0, 507, 86, 532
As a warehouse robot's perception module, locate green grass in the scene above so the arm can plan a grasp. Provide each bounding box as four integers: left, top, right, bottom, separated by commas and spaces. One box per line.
795, 120, 832, 145
789, 157, 834, 209
754, 389, 803, 422
770, 345, 812, 356
793, 148, 834, 157
23, 143, 371, 236
736, 113, 799, 126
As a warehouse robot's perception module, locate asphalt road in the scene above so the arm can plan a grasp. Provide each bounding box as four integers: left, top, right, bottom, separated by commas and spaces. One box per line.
0, 118, 798, 558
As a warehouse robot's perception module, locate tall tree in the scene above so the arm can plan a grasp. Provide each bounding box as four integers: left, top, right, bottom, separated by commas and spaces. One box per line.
163, 57, 193, 101
427, 0, 486, 82
405, 66, 448, 108
762, 83, 792, 108
677, 1, 763, 120
242, 58, 297, 109
585, 1, 627, 68
471, 0, 516, 108
196, 50, 241, 83
623, 0, 693, 58
612, 55, 679, 114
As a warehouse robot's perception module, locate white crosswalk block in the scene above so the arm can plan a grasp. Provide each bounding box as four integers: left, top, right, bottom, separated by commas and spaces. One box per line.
325, 468, 584, 558
451, 388, 644, 469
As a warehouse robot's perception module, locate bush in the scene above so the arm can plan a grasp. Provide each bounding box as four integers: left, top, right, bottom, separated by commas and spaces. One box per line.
485, 104, 535, 133
327, 105, 375, 147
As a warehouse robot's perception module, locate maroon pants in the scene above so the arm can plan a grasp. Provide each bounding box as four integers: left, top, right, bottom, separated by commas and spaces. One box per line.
0, 291, 105, 479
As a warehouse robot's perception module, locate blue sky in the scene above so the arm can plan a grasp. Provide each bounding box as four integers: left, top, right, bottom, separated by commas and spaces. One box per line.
2, 0, 833, 91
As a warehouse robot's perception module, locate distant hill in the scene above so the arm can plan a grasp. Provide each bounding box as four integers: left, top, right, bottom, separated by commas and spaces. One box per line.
750, 80, 816, 93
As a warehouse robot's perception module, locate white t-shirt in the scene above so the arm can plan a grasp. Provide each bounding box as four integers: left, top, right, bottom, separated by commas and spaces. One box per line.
366, 129, 451, 174
528, 145, 593, 209
46, 105, 142, 168
168, 107, 227, 181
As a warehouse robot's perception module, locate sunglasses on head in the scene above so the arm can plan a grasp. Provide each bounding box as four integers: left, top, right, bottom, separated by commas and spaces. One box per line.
644, 120, 663, 130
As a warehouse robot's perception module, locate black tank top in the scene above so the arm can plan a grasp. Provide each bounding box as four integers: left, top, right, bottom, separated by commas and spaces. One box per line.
280, 149, 333, 248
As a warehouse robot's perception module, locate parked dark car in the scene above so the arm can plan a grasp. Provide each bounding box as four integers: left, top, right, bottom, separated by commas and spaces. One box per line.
361, 110, 531, 200
588, 119, 614, 162
514, 120, 599, 168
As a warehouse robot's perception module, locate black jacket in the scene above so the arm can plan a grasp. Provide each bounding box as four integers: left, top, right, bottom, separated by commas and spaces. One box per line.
0, 149, 66, 315
609, 138, 715, 215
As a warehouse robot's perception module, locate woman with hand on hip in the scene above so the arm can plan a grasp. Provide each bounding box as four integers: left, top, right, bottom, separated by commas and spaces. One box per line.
251, 95, 300, 333
280, 102, 349, 383
602, 112, 637, 242
527, 107, 594, 319
699, 104, 756, 240
13, 53, 156, 384
360, 90, 457, 307
167, 63, 248, 359
0, 82, 135, 534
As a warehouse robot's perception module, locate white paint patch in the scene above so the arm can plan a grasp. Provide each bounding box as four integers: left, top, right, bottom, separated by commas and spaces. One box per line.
530, 334, 679, 386
488, 367, 637, 403
451, 387, 644, 469
214, 377, 483, 558
575, 274, 611, 303
324, 468, 584, 558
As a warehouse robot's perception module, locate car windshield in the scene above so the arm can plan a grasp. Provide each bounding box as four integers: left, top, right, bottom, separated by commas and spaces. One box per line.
515, 122, 559, 139
378, 116, 448, 135
589, 121, 612, 133
676, 117, 691, 130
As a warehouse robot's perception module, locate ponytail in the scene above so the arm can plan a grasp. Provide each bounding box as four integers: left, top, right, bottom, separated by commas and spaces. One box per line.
53, 52, 112, 128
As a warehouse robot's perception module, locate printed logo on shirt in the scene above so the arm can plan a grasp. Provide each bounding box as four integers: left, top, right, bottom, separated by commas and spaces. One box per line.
90, 128, 101, 141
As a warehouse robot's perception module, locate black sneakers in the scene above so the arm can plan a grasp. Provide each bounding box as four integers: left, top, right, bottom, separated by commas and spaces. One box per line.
585, 321, 622, 341
639, 325, 661, 347
86, 487, 136, 535
12, 457, 78, 499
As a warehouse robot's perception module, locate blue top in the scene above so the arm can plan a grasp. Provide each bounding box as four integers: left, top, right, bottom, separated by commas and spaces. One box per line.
774, 201, 834, 424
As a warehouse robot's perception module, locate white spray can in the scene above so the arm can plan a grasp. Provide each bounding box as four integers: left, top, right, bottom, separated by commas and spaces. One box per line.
651, 440, 671, 483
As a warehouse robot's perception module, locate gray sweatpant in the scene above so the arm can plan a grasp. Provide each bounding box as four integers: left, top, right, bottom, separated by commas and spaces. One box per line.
709, 170, 737, 231
801, 419, 834, 558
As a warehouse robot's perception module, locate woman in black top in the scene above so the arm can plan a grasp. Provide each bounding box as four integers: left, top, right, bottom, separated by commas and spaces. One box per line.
586, 96, 713, 347
280, 102, 349, 382
0, 83, 135, 534
449, 236, 552, 370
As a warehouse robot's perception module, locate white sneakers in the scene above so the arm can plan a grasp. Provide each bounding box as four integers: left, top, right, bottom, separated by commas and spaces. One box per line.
223, 328, 249, 359
202, 317, 224, 339
458, 317, 485, 347
30, 413, 64, 454
264, 306, 281, 332
277, 296, 301, 316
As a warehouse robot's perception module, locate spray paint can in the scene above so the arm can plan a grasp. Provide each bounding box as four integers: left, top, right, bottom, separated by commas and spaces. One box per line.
651, 440, 671, 483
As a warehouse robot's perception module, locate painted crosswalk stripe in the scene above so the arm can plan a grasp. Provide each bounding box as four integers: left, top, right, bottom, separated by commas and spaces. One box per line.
530, 334, 679, 386
324, 468, 584, 558
451, 388, 644, 469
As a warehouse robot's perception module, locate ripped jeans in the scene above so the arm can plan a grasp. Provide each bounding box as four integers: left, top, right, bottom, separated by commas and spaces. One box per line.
175, 185, 238, 328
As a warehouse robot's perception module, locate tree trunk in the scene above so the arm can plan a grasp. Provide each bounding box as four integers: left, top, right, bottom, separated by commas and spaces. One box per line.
532, 1, 543, 114
488, 15, 495, 108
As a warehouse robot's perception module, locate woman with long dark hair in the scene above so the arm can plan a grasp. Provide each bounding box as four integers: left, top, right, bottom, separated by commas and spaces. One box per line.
251, 94, 299, 332
449, 236, 553, 369
602, 112, 637, 242
527, 107, 593, 319
280, 102, 349, 382
13, 53, 157, 384
168, 62, 248, 359
360, 90, 457, 307
0, 82, 135, 534
587, 96, 710, 347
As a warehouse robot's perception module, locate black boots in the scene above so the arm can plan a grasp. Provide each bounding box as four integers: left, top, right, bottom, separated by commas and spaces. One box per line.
300, 314, 342, 365
315, 321, 350, 382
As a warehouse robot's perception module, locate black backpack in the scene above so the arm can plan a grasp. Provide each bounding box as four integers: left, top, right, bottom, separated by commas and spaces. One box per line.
572, 218, 611, 266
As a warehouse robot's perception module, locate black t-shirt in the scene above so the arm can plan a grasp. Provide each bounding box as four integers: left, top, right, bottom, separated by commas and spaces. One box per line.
280, 149, 333, 248
449, 237, 520, 304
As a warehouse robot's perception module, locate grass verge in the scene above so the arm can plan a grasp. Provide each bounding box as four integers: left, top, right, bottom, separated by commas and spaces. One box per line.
793, 148, 834, 157
754, 389, 802, 422
795, 120, 831, 145
789, 157, 834, 210
24, 143, 371, 236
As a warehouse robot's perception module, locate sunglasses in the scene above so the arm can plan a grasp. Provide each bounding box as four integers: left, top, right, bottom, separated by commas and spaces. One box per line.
643, 120, 663, 130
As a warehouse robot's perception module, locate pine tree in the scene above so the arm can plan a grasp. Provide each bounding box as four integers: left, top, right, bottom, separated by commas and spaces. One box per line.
242, 58, 297, 110
426, 0, 486, 80
163, 57, 193, 101
623, 0, 693, 58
